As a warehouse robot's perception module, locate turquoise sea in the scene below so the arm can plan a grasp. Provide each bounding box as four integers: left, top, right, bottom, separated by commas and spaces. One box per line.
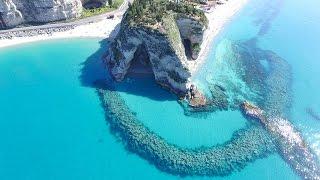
0, 0, 319, 179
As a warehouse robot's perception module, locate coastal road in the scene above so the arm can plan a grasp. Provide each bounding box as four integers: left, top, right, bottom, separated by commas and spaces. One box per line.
0, 0, 133, 34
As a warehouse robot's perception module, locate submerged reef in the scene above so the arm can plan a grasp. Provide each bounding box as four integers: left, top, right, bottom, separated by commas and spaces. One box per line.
181, 39, 292, 116
98, 38, 320, 179
260, 50, 292, 117
254, 48, 320, 179
242, 102, 320, 180
180, 39, 268, 115
222, 40, 320, 180
97, 86, 275, 176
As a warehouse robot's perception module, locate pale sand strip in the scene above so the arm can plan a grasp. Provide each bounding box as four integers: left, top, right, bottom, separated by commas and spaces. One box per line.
187, 0, 249, 75
0, 17, 121, 48
0, 0, 248, 72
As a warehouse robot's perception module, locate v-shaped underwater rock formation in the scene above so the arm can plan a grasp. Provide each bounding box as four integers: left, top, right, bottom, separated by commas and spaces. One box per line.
242, 101, 320, 180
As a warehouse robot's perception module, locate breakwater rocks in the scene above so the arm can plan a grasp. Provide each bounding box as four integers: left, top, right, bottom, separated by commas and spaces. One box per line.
241, 101, 264, 120
177, 38, 320, 179
97, 87, 275, 177
241, 101, 320, 180
0, 25, 75, 39
261, 50, 292, 117
0, 0, 82, 29
251, 44, 320, 179
183, 39, 291, 115
239, 40, 320, 179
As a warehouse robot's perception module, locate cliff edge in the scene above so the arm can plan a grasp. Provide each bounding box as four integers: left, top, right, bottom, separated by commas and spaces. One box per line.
106, 0, 208, 95
0, 0, 82, 29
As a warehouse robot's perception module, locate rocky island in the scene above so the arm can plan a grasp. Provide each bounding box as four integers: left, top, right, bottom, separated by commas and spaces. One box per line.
106, 0, 208, 96
2, 0, 319, 179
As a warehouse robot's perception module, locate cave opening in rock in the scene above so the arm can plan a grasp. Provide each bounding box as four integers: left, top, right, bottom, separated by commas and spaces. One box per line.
183, 39, 192, 60
127, 44, 154, 77
83, 0, 104, 9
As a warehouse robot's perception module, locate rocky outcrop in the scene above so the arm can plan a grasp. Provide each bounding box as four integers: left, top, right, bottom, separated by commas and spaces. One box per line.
106, 15, 205, 95
241, 101, 320, 180
185, 85, 207, 107
106, 1, 206, 96
242, 101, 265, 120
0, 0, 82, 29
106, 17, 190, 95
0, 0, 23, 28
176, 17, 205, 60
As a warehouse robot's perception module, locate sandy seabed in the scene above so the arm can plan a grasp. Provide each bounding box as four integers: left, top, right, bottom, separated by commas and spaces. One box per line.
186, 0, 249, 74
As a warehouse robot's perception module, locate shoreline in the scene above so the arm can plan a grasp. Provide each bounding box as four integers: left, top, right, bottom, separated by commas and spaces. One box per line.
0, 0, 248, 58
0, 17, 121, 48
187, 0, 249, 75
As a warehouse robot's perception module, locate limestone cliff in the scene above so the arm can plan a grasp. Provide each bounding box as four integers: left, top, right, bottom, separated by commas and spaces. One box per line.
106, 0, 207, 96
0, 0, 82, 29
0, 0, 23, 28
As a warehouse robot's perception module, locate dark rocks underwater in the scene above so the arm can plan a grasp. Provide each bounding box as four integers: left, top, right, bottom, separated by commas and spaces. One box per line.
94, 39, 320, 178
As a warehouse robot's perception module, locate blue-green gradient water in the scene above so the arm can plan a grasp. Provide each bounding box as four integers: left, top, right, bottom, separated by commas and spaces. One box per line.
0, 0, 319, 179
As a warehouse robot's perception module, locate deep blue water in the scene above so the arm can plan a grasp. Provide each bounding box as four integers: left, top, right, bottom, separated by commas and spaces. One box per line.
0, 0, 319, 179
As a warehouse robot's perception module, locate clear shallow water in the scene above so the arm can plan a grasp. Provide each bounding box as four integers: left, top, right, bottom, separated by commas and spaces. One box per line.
0, 0, 319, 179
116, 76, 248, 148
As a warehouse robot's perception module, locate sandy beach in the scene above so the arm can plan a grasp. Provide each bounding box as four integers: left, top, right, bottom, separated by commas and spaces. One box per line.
0, 0, 248, 63
187, 0, 249, 75
0, 17, 121, 48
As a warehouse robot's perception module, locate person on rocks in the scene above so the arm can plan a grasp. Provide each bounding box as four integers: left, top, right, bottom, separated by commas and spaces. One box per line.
189, 84, 196, 99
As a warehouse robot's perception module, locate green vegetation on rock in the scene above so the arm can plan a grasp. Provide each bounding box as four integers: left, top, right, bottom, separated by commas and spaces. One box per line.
191, 43, 201, 53
81, 0, 124, 18
125, 0, 208, 28
162, 14, 183, 50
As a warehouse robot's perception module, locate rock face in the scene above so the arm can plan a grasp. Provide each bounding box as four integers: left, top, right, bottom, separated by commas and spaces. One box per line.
106, 1, 206, 96
176, 17, 204, 60
0, 0, 82, 29
81, 0, 109, 8
106, 15, 205, 95
0, 0, 23, 28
